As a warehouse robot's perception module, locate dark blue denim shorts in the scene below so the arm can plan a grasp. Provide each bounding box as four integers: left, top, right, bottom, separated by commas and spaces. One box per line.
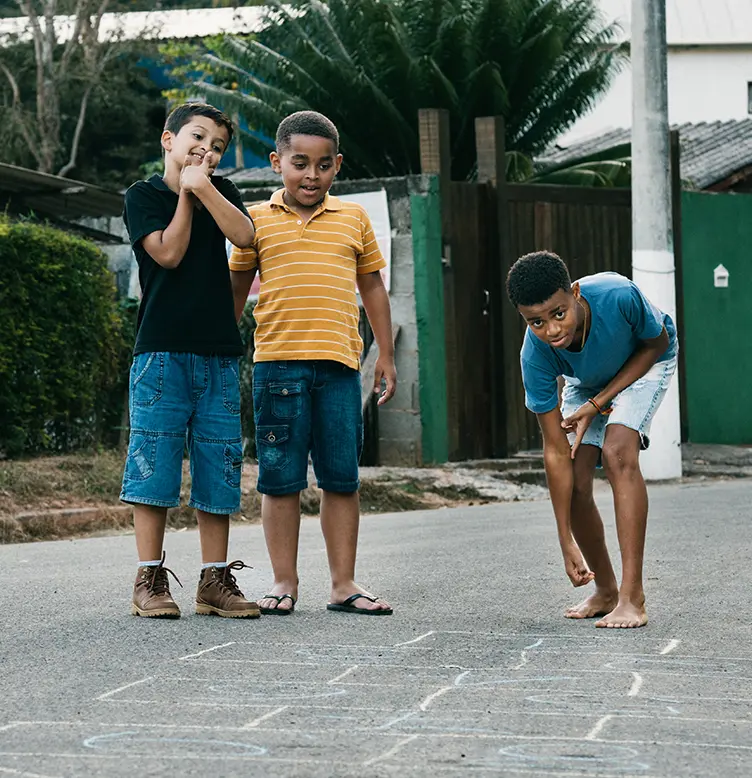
120, 352, 243, 514
252, 360, 363, 496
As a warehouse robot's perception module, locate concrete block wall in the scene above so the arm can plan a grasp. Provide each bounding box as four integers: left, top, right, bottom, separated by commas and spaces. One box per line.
331, 176, 436, 466
76, 215, 135, 299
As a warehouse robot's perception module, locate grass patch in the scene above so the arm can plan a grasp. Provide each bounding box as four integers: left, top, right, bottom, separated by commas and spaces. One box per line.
1, 453, 506, 544
0, 451, 125, 515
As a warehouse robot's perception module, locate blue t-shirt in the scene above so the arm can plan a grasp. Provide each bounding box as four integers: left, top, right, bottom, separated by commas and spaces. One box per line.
521, 273, 677, 414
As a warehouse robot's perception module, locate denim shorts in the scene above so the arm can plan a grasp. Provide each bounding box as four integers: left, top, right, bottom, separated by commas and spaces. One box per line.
561, 352, 678, 451
120, 352, 243, 514
252, 360, 363, 496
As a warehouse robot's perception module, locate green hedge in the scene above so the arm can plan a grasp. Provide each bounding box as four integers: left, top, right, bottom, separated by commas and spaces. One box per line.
0, 211, 260, 459
0, 218, 131, 457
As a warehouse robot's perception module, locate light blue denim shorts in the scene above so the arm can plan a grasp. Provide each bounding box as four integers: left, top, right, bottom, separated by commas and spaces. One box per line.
120, 352, 243, 514
561, 352, 678, 451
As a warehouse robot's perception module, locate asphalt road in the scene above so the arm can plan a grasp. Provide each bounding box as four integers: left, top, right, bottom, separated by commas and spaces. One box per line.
1, 478, 751, 778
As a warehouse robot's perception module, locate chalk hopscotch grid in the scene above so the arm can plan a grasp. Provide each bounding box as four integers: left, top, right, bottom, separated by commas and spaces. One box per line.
5, 633, 751, 775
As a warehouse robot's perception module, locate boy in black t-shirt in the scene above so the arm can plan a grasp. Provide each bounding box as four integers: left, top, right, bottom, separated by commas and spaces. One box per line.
122, 102, 259, 619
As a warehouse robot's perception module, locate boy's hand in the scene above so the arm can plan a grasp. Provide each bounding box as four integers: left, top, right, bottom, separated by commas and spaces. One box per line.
561, 401, 599, 459
562, 543, 595, 587
373, 355, 397, 405
180, 151, 214, 194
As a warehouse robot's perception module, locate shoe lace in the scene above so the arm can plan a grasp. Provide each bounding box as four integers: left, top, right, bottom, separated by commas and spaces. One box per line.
219, 560, 252, 597
139, 551, 182, 595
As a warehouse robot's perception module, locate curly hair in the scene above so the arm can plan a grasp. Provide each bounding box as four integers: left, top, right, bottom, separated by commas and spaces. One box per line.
276, 111, 339, 153
506, 251, 572, 307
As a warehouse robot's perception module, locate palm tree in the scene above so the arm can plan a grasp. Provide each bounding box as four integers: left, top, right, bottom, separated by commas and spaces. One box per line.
167, 0, 625, 180
532, 157, 632, 187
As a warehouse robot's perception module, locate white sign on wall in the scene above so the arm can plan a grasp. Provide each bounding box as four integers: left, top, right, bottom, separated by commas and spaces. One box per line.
342, 189, 392, 292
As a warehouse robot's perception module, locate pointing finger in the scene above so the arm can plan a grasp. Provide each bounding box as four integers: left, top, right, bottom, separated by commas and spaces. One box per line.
570, 425, 586, 460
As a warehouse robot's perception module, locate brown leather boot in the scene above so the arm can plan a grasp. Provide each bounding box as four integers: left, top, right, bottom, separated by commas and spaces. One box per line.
195, 561, 260, 619
131, 552, 182, 618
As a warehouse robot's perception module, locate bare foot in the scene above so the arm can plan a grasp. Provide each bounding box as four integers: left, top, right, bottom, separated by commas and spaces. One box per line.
330, 583, 391, 613
565, 588, 618, 619
595, 600, 648, 629
259, 582, 298, 614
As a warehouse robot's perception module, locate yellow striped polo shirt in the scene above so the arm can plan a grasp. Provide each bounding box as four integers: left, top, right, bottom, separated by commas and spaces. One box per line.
228, 189, 386, 370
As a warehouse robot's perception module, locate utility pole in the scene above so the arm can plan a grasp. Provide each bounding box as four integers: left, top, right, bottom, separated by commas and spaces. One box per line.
631, 0, 682, 480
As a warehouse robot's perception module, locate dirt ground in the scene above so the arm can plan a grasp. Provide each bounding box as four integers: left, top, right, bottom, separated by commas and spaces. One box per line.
0, 452, 548, 543
3, 445, 748, 544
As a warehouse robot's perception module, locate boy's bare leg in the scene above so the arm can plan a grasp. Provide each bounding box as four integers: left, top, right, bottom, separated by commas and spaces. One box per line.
565, 444, 619, 619
258, 493, 301, 611
597, 424, 649, 628
134, 504, 168, 561
196, 510, 230, 564
320, 490, 391, 611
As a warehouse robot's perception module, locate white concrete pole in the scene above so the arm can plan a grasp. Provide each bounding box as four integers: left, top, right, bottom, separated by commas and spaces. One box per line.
631, 0, 682, 480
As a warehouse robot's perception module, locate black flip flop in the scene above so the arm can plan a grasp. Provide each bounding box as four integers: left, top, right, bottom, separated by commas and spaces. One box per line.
259, 594, 296, 615
327, 593, 393, 616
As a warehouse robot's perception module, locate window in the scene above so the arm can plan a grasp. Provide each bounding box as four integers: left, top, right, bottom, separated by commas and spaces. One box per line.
748, 82, 752, 114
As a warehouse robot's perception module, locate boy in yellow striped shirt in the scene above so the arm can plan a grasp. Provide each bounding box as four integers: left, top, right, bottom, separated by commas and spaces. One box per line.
229, 111, 396, 616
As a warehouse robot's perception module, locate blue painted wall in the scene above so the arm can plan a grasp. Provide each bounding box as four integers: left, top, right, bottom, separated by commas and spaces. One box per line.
145, 59, 270, 170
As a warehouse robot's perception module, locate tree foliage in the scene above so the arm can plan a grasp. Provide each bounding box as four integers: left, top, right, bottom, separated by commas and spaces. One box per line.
532, 157, 632, 187
0, 217, 132, 457
0, 1, 166, 184
164, 0, 625, 180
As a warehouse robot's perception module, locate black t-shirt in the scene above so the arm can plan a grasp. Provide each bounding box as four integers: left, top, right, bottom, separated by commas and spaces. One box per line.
123, 174, 246, 356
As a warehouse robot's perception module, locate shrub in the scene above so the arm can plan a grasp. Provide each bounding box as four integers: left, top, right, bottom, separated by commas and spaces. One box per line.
0, 217, 130, 457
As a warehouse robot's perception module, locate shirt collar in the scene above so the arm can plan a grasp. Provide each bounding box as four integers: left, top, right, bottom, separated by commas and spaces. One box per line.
270, 189, 343, 212
148, 174, 172, 192
148, 173, 219, 193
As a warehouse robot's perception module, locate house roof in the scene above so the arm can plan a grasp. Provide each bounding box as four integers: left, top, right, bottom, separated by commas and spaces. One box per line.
0, 162, 124, 222
222, 166, 281, 189
595, 0, 752, 47
539, 119, 752, 190
3, 1, 746, 47
0, 6, 266, 44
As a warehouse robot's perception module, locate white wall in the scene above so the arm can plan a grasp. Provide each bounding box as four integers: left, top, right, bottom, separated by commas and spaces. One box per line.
669, 49, 752, 122
560, 47, 752, 144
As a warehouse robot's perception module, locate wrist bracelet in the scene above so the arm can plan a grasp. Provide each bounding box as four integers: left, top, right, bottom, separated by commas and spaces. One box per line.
587, 397, 613, 415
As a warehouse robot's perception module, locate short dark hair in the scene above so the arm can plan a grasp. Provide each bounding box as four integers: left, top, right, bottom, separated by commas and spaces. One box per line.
276, 111, 339, 153
165, 102, 234, 144
506, 251, 572, 307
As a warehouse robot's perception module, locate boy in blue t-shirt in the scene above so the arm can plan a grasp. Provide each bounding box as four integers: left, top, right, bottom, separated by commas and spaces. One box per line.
506, 251, 678, 629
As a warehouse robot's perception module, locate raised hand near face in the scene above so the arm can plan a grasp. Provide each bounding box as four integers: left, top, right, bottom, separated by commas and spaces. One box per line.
180, 151, 214, 195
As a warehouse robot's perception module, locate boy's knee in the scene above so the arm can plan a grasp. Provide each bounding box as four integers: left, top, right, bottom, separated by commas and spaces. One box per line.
571, 475, 593, 502
602, 440, 640, 479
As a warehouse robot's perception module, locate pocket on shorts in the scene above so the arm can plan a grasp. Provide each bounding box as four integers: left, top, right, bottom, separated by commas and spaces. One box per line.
131, 353, 164, 407
251, 364, 269, 419
223, 441, 243, 488
123, 433, 156, 482
256, 425, 290, 471
220, 358, 241, 415
270, 383, 302, 420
